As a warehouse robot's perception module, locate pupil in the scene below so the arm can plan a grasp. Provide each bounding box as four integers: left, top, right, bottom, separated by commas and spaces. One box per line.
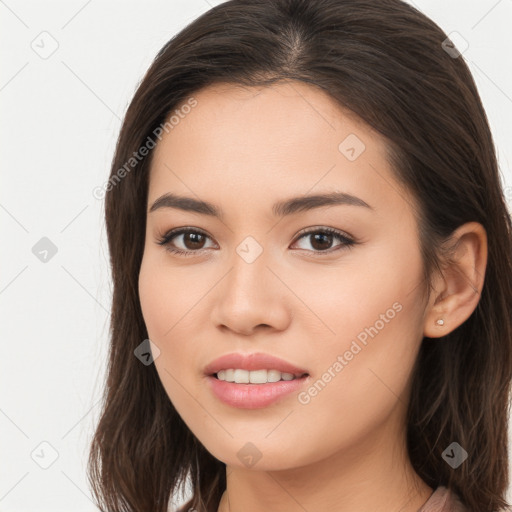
185, 233, 204, 249
312, 233, 332, 250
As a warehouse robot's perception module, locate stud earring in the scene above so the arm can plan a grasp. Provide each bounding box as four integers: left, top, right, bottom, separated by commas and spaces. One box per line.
435, 318, 445, 326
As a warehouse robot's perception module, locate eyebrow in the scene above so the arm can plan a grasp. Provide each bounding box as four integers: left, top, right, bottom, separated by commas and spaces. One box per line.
148, 191, 373, 219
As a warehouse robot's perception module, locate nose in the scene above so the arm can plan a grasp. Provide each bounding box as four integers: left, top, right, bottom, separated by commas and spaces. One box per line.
210, 247, 292, 336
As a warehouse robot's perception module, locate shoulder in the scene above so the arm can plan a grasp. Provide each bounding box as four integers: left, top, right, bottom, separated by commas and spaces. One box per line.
418, 486, 467, 512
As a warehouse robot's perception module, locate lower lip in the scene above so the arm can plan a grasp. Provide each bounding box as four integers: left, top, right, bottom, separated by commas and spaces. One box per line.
206, 375, 309, 409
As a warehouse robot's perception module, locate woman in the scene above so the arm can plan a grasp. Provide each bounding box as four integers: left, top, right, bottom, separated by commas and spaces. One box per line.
87, 1, 512, 511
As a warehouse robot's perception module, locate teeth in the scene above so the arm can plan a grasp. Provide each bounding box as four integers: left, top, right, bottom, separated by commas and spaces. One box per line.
216, 369, 302, 384
249, 369, 266, 384
234, 369, 249, 383
267, 369, 282, 382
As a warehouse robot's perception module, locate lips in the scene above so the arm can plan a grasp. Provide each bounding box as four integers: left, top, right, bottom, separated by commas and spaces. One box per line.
204, 352, 310, 409
204, 352, 309, 377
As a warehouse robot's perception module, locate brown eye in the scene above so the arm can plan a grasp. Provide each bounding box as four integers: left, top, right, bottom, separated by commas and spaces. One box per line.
181, 232, 207, 250
309, 232, 335, 251
157, 228, 216, 256
292, 227, 356, 254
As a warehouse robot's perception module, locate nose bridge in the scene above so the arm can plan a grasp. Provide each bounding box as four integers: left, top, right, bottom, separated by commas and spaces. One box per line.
227, 235, 273, 303
211, 234, 290, 333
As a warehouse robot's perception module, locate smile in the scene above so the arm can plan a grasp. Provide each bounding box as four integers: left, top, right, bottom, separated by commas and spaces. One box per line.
215, 368, 307, 384
204, 352, 310, 408
206, 372, 310, 409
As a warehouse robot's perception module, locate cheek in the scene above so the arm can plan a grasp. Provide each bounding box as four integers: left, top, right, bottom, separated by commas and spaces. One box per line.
302, 235, 424, 356
138, 252, 205, 407
138, 255, 189, 386
138, 252, 190, 339
286, 304, 424, 466
295, 244, 426, 441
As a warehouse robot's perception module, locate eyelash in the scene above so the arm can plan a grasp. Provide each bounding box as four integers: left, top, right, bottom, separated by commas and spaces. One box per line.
156, 226, 357, 257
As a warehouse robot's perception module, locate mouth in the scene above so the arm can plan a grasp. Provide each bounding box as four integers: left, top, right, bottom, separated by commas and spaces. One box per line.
211, 369, 309, 384
206, 371, 310, 409
204, 353, 310, 408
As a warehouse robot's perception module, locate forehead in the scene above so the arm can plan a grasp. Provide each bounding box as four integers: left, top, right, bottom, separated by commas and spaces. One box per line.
147, 81, 412, 219
160, 80, 378, 152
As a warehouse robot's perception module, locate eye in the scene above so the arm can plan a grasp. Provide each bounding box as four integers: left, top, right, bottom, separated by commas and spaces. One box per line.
156, 228, 216, 256
291, 227, 356, 255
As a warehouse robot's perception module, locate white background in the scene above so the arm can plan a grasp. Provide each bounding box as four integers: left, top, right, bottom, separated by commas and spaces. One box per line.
1, 0, 511, 510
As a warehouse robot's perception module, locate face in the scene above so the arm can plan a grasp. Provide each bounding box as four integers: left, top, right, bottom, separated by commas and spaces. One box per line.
138, 81, 428, 470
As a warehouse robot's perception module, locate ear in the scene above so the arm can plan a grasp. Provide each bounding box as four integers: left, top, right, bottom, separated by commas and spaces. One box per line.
423, 222, 488, 338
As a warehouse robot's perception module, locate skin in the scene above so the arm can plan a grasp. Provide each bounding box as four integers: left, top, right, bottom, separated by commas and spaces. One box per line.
138, 81, 487, 512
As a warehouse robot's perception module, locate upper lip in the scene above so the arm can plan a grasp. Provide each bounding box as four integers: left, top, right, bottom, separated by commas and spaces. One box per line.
204, 352, 309, 377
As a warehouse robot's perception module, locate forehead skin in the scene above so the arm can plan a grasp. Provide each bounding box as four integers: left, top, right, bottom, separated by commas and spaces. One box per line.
147, 81, 417, 232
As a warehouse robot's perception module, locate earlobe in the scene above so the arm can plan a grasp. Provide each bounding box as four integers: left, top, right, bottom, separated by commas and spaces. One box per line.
423, 222, 488, 339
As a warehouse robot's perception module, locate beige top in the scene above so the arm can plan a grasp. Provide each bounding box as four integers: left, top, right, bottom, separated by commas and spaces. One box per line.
175, 486, 467, 512
418, 486, 467, 512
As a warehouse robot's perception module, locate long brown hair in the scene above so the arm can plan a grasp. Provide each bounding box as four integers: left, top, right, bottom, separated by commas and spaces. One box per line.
87, 1, 512, 510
